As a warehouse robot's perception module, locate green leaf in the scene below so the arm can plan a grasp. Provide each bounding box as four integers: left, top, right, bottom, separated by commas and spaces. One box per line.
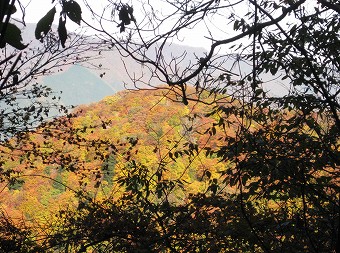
255, 88, 263, 97
58, 17, 67, 48
0, 1, 16, 20
269, 65, 278, 75
233, 20, 239, 31
0, 23, 27, 49
35, 7, 56, 40
64, 0, 82, 25
168, 152, 176, 161
119, 5, 131, 25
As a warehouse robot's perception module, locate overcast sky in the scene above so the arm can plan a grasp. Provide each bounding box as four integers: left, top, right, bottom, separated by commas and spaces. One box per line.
16, 0, 229, 50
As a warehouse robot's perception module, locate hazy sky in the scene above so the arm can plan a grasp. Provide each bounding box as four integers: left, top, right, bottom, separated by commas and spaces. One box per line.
16, 0, 316, 51
16, 0, 226, 50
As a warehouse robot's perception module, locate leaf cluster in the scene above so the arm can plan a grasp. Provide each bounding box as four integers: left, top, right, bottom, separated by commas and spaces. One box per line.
0, 0, 26, 50
117, 4, 135, 33
35, 0, 82, 48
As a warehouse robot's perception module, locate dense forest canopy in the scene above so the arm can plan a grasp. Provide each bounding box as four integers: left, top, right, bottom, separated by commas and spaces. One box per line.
0, 0, 339, 252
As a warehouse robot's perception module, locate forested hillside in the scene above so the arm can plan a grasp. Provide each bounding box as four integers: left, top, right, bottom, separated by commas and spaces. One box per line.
0, 87, 227, 225
1, 85, 338, 252
1, 0, 339, 252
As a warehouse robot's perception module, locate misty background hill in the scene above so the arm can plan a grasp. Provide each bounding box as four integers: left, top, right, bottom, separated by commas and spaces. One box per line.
21, 23, 287, 107
21, 24, 209, 107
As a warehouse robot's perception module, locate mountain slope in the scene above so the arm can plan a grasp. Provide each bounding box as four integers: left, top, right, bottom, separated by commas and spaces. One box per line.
21, 23, 210, 106
0, 87, 226, 220
43, 65, 119, 106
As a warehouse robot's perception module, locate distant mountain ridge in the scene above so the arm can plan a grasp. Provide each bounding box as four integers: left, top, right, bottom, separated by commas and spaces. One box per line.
43, 65, 119, 106
21, 23, 209, 107
21, 23, 287, 107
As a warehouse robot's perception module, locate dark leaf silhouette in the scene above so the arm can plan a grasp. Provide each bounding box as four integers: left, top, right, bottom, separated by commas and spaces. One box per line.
63, 0, 82, 25
0, 23, 26, 49
58, 16, 67, 48
117, 4, 135, 33
35, 7, 56, 41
